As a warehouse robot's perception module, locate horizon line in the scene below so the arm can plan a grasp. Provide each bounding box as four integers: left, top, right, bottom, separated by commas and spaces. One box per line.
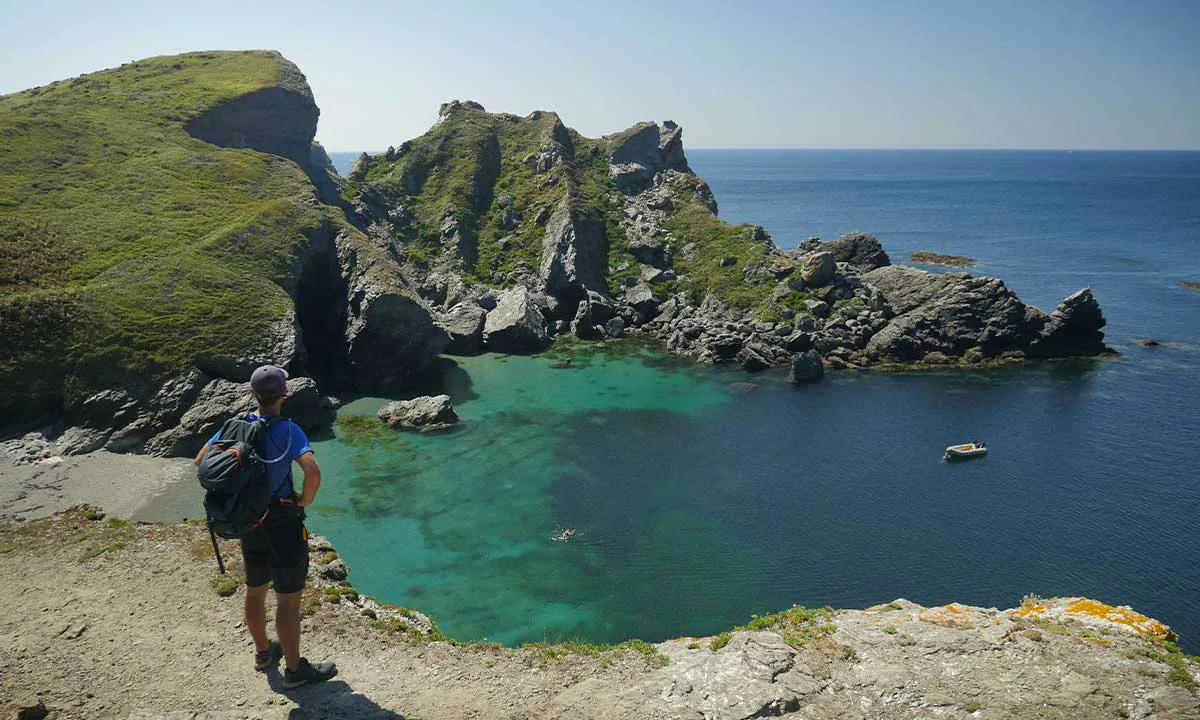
324, 146, 1200, 154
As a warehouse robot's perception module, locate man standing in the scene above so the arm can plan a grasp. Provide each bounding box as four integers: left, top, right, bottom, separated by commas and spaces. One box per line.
195, 364, 336, 688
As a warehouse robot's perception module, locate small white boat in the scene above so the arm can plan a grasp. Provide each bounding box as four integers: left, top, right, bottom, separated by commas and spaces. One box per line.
944, 442, 988, 461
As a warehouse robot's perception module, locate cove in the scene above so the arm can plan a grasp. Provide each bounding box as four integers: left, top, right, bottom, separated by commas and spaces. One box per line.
307, 341, 1200, 649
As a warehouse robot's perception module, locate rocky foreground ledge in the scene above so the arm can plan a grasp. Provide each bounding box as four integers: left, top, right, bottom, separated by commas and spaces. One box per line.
2, 509, 1196, 720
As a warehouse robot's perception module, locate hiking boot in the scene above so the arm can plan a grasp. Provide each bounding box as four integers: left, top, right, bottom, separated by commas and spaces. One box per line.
254, 640, 282, 671
282, 658, 337, 689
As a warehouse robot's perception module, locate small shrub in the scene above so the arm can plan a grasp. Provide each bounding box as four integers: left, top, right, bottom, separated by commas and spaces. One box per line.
1021, 593, 1043, 607
83, 509, 105, 521
361, 608, 377, 620
211, 576, 239, 597
1023, 630, 1043, 642
687, 642, 701, 650
884, 625, 897, 635
709, 632, 732, 652
964, 699, 983, 712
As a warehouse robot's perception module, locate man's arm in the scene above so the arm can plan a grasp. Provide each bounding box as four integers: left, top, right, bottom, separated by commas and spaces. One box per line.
293, 452, 321, 507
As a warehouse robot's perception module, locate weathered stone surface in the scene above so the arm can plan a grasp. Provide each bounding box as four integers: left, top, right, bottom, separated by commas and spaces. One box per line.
789, 349, 824, 383
539, 202, 608, 303
864, 265, 1055, 362
377, 395, 460, 431
280, 377, 336, 432
1030, 288, 1109, 357
441, 302, 487, 356
483, 288, 551, 353
799, 252, 837, 287
338, 230, 449, 391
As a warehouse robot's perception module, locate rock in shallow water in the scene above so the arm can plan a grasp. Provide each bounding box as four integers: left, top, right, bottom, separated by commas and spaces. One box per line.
377, 395, 460, 431
789, 350, 824, 383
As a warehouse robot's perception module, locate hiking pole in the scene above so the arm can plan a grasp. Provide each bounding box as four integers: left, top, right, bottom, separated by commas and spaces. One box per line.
208, 522, 226, 575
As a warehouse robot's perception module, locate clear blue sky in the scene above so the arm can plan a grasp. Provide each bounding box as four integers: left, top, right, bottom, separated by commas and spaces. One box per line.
2, 0, 1197, 150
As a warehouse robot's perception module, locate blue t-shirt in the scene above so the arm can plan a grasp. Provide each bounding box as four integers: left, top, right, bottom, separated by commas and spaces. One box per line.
208, 413, 313, 499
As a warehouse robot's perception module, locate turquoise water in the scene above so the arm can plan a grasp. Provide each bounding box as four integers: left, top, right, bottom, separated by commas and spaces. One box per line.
320, 150, 1200, 648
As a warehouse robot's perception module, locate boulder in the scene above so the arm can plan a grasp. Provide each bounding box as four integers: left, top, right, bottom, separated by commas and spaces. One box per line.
800, 252, 836, 287
377, 395, 460, 431
804, 299, 831, 318
280, 377, 336, 433
624, 282, 660, 321
483, 288, 551, 353
441, 302, 487, 356
789, 350, 824, 383
816, 231, 891, 271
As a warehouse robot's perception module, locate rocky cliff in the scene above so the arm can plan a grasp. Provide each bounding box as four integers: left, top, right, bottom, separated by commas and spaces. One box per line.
0, 51, 445, 453
343, 103, 1111, 374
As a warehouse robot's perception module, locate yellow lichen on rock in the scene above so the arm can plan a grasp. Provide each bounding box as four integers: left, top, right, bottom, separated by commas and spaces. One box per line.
919, 603, 986, 629
1007, 597, 1176, 641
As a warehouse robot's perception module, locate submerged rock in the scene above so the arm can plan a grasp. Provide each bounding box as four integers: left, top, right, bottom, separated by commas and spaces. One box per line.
377, 395, 460, 431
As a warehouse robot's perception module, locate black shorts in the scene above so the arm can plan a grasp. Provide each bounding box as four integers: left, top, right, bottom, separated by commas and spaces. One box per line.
241, 510, 309, 594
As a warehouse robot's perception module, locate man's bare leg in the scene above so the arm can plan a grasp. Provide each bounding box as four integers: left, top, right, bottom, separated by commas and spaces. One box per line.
276, 590, 302, 672
244, 584, 270, 653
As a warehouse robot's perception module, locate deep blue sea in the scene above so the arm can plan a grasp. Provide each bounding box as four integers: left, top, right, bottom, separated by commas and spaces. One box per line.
324, 150, 1200, 648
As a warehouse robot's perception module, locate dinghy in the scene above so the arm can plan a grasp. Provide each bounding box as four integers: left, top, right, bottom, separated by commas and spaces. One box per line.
944, 442, 987, 461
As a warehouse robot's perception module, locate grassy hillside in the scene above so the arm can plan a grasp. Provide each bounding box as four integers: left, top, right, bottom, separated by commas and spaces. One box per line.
0, 51, 334, 422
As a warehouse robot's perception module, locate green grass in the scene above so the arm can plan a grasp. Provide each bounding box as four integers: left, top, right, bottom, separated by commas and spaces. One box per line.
522, 637, 669, 668
212, 575, 239, 597
963, 699, 983, 712
708, 631, 733, 652
78, 541, 125, 562
0, 50, 334, 416
662, 197, 790, 311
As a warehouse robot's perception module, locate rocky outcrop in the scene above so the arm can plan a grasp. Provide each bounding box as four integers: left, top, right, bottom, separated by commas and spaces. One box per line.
546, 597, 1194, 719
183, 54, 317, 169
330, 102, 1111, 376
1029, 288, 1109, 358
605, 120, 692, 193
377, 395, 460, 431
539, 202, 609, 304
482, 288, 551, 353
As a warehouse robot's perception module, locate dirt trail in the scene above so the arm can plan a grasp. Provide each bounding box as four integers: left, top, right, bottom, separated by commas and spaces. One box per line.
0, 511, 650, 719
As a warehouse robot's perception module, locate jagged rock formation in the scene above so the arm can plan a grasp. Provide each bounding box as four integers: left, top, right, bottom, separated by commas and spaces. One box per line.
0, 51, 445, 456
344, 102, 1111, 372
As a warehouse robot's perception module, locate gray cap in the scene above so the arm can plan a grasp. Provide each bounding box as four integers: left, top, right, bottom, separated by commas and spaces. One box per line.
250, 364, 289, 396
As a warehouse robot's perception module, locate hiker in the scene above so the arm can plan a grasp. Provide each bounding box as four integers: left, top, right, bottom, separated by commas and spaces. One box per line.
194, 364, 337, 688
